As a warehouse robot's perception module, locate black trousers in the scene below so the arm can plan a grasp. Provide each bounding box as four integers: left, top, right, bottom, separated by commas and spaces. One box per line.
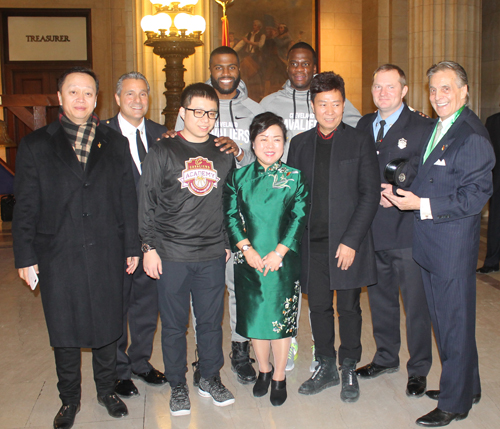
368, 248, 432, 376
54, 341, 117, 405
116, 260, 159, 379
421, 269, 480, 414
157, 255, 226, 385
308, 252, 362, 363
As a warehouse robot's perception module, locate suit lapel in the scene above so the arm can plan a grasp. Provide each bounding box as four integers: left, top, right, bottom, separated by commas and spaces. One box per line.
420, 108, 468, 176
85, 126, 109, 175
50, 123, 84, 180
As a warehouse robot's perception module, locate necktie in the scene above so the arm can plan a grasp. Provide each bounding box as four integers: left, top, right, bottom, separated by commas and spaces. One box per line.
423, 121, 443, 163
136, 129, 147, 164
376, 120, 386, 147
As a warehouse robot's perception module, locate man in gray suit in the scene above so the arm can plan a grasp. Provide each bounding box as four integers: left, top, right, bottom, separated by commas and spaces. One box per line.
384, 61, 494, 427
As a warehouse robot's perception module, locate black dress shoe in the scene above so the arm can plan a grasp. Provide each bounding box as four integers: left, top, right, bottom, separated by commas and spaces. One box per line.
97, 393, 128, 418
133, 368, 167, 385
406, 375, 427, 397
270, 378, 287, 406
115, 379, 139, 397
476, 265, 499, 274
253, 365, 274, 397
425, 390, 481, 404
355, 362, 399, 379
53, 403, 80, 429
416, 407, 468, 427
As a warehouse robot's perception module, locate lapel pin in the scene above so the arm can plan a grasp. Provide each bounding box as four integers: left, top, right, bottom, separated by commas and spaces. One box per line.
398, 138, 407, 149
98, 142, 102, 148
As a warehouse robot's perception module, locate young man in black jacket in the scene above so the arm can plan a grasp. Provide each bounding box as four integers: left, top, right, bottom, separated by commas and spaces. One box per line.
138, 83, 235, 416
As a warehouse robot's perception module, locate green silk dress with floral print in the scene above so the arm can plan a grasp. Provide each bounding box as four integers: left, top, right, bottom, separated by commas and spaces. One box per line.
224, 161, 310, 339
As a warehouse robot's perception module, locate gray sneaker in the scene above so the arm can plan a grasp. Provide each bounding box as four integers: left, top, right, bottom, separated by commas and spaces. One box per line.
170, 383, 191, 416
198, 375, 235, 407
340, 358, 360, 403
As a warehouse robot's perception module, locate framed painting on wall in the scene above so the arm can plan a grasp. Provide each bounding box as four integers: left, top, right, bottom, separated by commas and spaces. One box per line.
225, 0, 317, 102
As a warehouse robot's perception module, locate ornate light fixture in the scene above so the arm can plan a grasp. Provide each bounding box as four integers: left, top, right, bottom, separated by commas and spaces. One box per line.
141, 1, 206, 129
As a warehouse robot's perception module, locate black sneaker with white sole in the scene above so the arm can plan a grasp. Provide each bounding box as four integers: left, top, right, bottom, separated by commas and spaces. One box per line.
198, 375, 235, 407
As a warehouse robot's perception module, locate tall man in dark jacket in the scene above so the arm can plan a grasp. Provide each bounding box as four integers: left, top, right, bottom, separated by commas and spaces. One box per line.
104, 72, 167, 398
13, 67, 140, 429
476, 111, 500, 273
384, 61, 494, 427
287, 72, 380, 403
355, 64, 433, 397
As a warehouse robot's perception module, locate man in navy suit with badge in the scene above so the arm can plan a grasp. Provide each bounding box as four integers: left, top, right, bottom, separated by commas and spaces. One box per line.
384, 61, 494, 427
356, 64, 433, 398
105, 72, 167, 398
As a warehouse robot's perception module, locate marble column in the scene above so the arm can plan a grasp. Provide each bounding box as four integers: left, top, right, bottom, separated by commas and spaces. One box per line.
408, 0, 482, 116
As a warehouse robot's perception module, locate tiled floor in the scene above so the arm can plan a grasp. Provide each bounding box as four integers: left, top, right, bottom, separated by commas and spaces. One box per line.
0, 219, 499, 428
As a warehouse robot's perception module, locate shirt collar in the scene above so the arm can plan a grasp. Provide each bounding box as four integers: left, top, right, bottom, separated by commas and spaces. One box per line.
117, 113, 146, 136
375, 102, 405, 127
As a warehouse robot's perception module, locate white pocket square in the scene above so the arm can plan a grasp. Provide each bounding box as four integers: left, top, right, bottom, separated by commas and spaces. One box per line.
434, 159, 446, 166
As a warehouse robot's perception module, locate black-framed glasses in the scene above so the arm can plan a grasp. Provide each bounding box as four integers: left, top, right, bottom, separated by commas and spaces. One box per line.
185, 107, 219, 120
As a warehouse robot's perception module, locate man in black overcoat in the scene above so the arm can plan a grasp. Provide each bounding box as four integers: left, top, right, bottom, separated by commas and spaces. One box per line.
287, 72, 380, 403
104, 72, 167, 397
477, 110, 500, 273
355, 64, 433, 398
13, 67, 141, 429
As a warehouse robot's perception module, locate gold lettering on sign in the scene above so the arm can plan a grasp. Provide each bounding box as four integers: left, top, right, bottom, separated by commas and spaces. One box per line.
26, 35, 71, 42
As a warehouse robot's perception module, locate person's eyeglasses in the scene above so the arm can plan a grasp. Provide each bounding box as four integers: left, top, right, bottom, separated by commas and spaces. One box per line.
185, 108, 219, 120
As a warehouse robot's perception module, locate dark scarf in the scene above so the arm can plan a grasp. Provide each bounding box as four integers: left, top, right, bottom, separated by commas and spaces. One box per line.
59, 107, 99, 170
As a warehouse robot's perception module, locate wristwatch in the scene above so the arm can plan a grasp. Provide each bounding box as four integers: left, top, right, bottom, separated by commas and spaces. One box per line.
241, 244, 252, 252
141, 243, 155, 253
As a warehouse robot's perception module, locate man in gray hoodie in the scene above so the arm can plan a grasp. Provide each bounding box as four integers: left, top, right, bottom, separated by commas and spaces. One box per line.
260, 42, 361, 161
175, 46, 263, 386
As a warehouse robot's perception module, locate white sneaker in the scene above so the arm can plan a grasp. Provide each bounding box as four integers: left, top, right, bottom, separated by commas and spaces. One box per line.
285, 338, 298, 371
310, 345, 319, 372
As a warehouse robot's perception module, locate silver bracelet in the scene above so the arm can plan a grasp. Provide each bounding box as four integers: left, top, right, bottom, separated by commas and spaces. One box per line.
274, 250, 284, 259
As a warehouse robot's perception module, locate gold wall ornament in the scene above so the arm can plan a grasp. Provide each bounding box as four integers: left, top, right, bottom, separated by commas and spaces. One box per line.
214, 0, 234, 17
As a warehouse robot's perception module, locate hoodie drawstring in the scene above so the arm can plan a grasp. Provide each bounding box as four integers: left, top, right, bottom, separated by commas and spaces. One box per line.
229, 100, 237, 131
293, 89, 297, 119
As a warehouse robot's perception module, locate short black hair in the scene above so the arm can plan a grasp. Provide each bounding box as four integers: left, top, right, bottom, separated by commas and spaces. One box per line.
310, 72, 345, 102
249, 112, 287, 144
287, 42, 317, 66
210, 46, 240, 66
180, 82, 219, 109
58, 67, 99, 93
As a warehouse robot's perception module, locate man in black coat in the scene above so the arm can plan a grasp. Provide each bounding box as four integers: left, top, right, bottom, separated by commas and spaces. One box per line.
287, 72, 380, 403
104, 72, 167, 398
13, 67, 140, 429
355, 64, 433, 397
476, 111, 500, 273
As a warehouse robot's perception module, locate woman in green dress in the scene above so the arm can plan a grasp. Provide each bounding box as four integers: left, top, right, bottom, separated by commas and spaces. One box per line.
224, 112, 309, 406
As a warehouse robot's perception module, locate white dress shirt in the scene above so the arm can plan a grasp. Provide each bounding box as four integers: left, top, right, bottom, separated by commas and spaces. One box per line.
118, 113, 147, 174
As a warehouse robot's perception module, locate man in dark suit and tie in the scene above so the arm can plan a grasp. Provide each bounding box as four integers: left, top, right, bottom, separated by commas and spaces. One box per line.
287, 72, 380, 403
355, 64, 433, 397
104, 72, 167, 397
384, 61, 494, 427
